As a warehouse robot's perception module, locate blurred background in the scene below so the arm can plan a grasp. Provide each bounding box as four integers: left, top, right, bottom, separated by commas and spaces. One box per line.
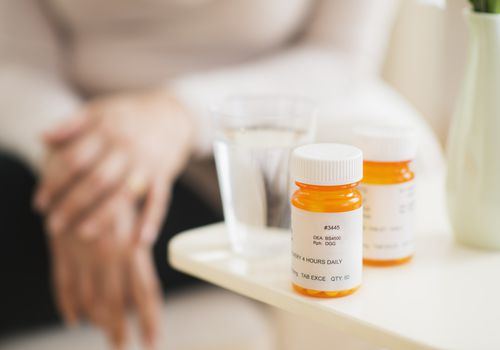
0, 0, 467, 349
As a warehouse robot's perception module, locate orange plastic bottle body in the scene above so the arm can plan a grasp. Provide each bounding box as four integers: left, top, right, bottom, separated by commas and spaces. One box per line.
361, 161, 415, 267
291, 182, 362, 298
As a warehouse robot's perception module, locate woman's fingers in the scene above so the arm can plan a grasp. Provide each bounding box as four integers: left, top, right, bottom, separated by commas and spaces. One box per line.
74, 191, 134, 347
75, 182, 136, 240
129, 247, 161, 348
35, 130, 105, 212
43, 113, 89, 146
137, 174, 170, 245
47, 150, 129, 237
94, 236, 127, 349
51, 237, 80, 326
98, 197, 135, 348
106, 256, 128, 349
76, 242, 104, 327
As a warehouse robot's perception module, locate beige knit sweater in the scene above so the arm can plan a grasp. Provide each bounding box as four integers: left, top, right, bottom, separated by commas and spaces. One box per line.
0, 0, 398, 169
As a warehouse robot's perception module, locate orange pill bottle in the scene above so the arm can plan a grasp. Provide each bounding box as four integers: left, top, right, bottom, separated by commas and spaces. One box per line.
290, 143, 363, 298
355, 127, 417, 267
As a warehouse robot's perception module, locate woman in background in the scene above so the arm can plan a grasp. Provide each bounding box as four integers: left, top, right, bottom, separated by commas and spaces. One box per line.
0, 0, 398, 348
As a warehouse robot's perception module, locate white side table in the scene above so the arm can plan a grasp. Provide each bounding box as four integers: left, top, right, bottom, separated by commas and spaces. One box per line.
169, 174, 500, 350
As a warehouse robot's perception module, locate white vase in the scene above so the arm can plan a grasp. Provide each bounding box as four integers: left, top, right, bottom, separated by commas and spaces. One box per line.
447, 10, 500, 249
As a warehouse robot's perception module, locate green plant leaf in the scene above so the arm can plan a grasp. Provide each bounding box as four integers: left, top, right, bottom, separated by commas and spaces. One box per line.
470, 0, 500, 12
487, 0, 500, 13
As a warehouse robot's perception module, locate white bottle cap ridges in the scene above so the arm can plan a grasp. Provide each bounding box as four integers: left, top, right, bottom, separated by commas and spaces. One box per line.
353, 126, 417, 162
291, 143, 363, 186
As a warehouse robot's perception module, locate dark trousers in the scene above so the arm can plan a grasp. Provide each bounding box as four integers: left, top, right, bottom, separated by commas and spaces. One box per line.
0, 153, 221, 337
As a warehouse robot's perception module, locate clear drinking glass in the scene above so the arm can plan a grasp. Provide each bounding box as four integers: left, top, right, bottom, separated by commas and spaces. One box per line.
213, 96, 316, 257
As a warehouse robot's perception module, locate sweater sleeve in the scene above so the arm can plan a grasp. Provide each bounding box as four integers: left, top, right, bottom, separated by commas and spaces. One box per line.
169, 0, 400, 158
0, 0, 81, 171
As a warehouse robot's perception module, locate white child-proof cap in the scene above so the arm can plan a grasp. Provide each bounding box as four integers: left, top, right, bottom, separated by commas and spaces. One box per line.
291, 143, 363, 186
353, 126, 417, 162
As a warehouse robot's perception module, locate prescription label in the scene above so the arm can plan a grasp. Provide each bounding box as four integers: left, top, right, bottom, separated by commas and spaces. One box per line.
360, 181, 415, 260
291, 207, 362, 291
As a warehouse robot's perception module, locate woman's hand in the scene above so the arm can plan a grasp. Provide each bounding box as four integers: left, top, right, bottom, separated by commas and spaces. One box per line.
51, 190, 162, 348
35, 90, 193, 243
36, 89, 193, 348
51, 234, 162, 349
